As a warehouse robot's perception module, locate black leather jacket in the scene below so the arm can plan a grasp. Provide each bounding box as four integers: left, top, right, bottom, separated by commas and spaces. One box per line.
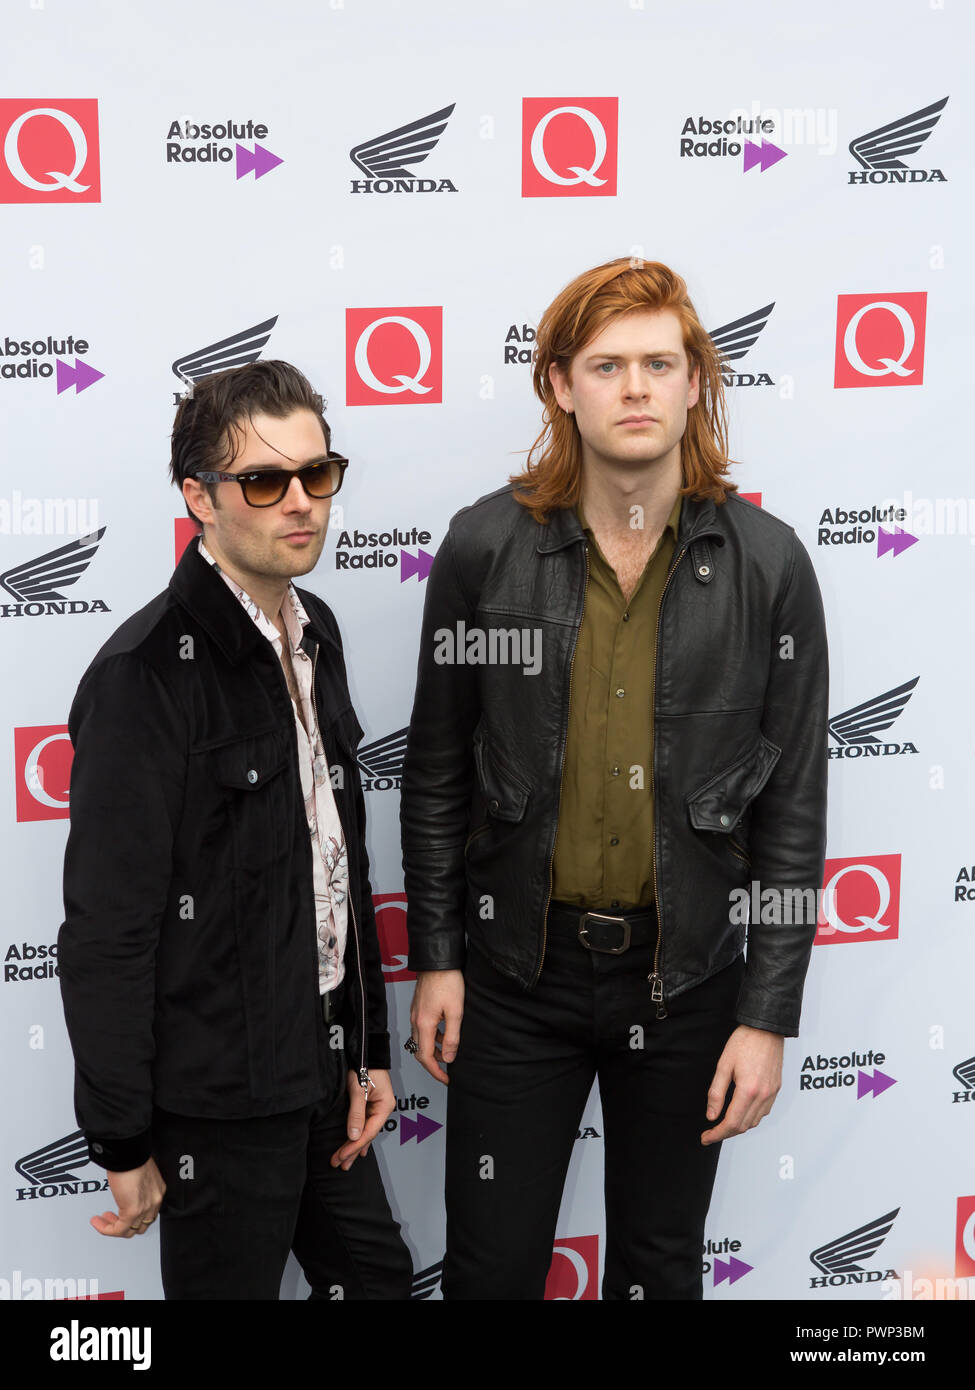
401, 486, 828, 1036
59, 542, 388, 1170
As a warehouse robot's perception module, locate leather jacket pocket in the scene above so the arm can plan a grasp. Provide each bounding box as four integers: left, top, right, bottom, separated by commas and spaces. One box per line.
472, 729, 531, 824
686, 736, 781, 835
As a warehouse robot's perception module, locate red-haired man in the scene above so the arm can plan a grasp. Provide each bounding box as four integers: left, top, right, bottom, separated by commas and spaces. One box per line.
401, 259, 828, 1299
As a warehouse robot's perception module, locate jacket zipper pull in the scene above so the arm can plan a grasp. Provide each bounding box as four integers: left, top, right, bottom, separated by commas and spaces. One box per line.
648, 972, 668, 1020
358, 1066, 371, 1096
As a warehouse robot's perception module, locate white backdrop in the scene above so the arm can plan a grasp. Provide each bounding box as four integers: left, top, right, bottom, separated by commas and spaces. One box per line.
1, 0, 972, 1303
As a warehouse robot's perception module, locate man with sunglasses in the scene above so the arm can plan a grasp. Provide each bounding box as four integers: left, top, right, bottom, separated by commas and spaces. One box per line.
59, 361, 412, 1300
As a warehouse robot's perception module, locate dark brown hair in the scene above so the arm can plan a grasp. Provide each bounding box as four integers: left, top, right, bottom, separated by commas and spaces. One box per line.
171, 360, 331, 518
511, 257, 736, 522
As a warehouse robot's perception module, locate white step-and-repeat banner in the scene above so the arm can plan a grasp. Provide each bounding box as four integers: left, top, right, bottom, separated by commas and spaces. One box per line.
1, 0, 971, 1303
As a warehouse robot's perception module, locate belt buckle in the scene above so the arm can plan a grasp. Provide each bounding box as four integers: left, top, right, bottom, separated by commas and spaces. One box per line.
578, 912, 631, 955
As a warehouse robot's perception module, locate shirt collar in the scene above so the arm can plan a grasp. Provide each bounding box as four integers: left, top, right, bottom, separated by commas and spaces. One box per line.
197, 538, 309, 654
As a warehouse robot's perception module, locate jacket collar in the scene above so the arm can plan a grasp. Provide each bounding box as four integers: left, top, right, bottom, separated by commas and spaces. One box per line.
169, 537, 338, 666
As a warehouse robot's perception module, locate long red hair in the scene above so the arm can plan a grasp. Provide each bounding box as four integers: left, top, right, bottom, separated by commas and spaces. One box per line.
511, 258, 736, 521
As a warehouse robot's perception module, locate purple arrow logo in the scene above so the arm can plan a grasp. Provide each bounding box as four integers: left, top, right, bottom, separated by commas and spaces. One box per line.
877, 526, 918, 558
714, 1256, 753, 1285
400, 1112, 442, 1145
235, 142, 284, 181
857, 1068, 897, 1100
400, 548, 434, 583
743, 140, 787, 173
56, 358, 105, 395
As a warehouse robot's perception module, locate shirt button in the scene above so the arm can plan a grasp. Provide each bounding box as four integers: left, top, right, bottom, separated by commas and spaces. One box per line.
622, 612, 630, 622
615, 688, 625, 699
247, 769, 258, 784
309, 819, 317, 835
611, 766, 620, 777
609, 836, 620, 847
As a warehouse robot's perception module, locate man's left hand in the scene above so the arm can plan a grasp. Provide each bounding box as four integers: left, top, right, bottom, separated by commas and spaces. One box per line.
331, 1068, 396, 1171
701, 1025, 783, 1145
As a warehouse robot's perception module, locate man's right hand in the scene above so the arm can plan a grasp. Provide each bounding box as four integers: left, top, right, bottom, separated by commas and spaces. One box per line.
410, 969, 465, 1085
92, 1158, 166, 1238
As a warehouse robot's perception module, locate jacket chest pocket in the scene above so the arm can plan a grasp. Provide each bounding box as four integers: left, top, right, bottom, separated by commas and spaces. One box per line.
205, 729, 294, 869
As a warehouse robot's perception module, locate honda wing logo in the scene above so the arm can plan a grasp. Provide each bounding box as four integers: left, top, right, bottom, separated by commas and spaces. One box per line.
828, 677, 918, 760
411, 1260, 443, 1300
709, 304, 775, 365
15, 1131, 90, 1186
809, 1209, 899, 1287
849, 97, 948, 172
350, 103, 455, 180
357, 728, 407, 790
0, 529, 105, 603
953, 1057, 975, 1095
172, 315, 278, 389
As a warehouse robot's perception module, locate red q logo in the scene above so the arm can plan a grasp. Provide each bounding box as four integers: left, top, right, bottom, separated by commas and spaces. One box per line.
544, 1235, 599, 1300
14, 725, 73, 822
834, 293, 926, 388
0, 100, 100, 203
373, 892, 414, 983
346, 308, 442, 406
522, 98, 618, 198
815, 854, 901, 945
956, 1197, 975, 1278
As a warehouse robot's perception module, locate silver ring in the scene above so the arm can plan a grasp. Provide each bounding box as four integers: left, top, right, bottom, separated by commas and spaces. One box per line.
404, 1036, 419, 1055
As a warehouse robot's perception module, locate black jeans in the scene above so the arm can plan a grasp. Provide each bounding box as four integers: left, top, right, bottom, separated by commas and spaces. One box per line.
443, 922, 745, 1300
152, 1054, 412, 1300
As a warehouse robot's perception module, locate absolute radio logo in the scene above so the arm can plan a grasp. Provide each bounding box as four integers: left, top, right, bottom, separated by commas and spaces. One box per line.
799, 1046, 895, 1097
346, 308, 442, 405
709, 304, 775, 388
544, 1236, 599, 1300
816, 502, 917, 556
848, 97, 948, 186
0, 100, 100, 203
165, 116, 282, 179
171, 316, 278, 405
503, 322, 536, 366
14, 1131, 108, 1203
703, 1236, 753, 1288
349, 103, 457, 194
358, 728, 407, 792
5, 940, 59, 983
522, 99, 618, 198
815, 855, 901, 945
809, 1209, 899, 1289
0, 333, 105, 394
679, 111, 785, 172
954, 866, 975, 904
834, 292, 926, 389
374, 891, 413, 982
381, 1093, 442, 1145
827, 677, 919, 759
14, 724, 72, 821
0, 530, 109, 619
334, 524, 434, 578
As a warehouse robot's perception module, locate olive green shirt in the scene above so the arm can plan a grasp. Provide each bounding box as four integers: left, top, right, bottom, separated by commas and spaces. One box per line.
551, 495, 682, 909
